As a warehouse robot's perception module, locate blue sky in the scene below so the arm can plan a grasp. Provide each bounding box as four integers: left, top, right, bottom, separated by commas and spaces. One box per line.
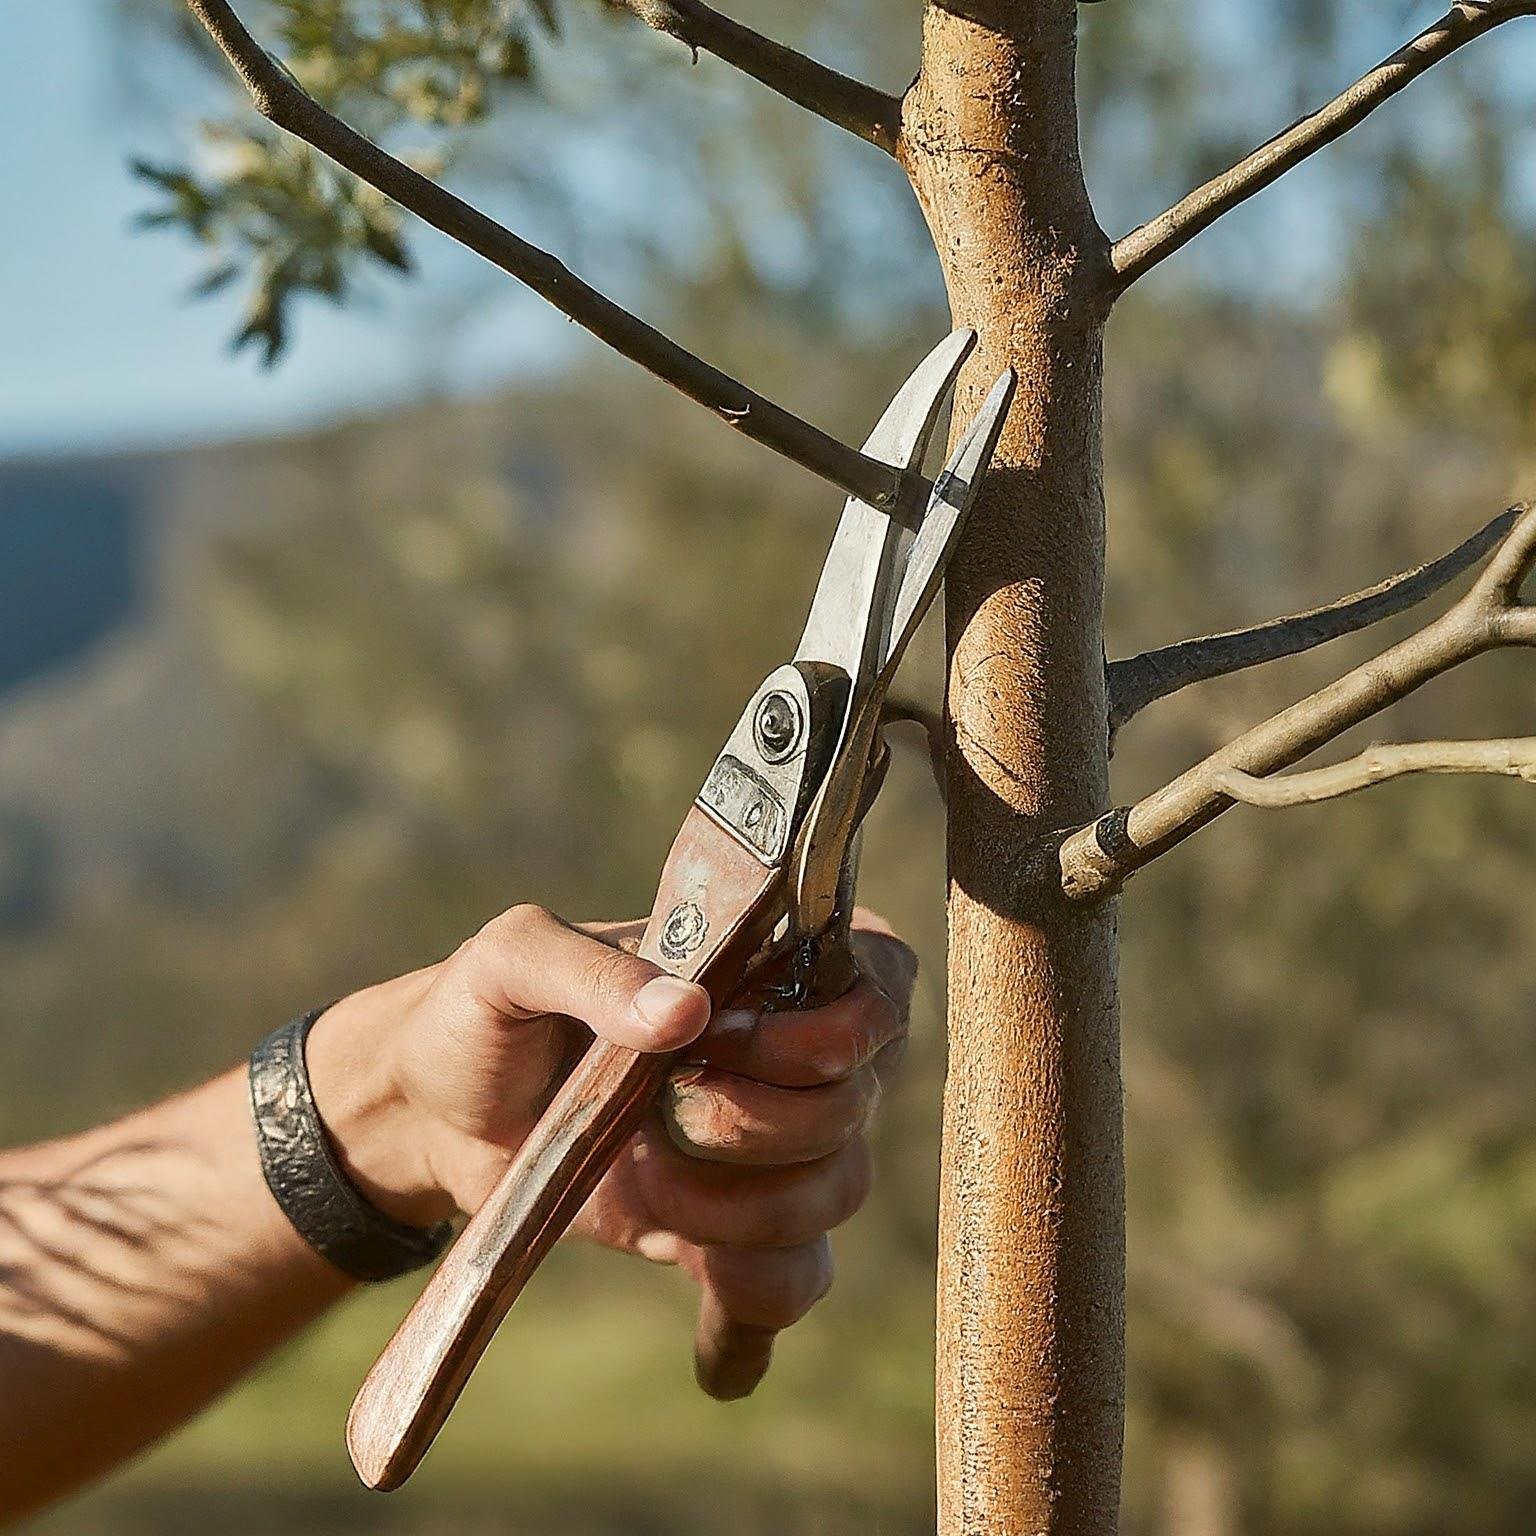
0, 3, 578, 457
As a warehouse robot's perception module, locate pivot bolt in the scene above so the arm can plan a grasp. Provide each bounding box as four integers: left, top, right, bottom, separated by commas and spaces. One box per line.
754, 691, 801, 762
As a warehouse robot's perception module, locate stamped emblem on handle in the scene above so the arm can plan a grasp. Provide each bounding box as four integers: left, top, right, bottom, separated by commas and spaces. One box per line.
658, 900, 709, 962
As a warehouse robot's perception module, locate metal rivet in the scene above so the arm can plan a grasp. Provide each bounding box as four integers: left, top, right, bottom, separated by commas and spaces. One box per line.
754, 691, 801, 762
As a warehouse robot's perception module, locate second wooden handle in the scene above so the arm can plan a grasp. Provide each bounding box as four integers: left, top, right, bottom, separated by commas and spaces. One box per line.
690, 918, 860, 1402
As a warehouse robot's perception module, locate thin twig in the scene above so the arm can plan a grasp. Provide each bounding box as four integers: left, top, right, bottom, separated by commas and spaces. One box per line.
1059, 503, 1536, 902
184, 0, 902, 509
1106, 509, 1519, 740
881, 698, 947, 803
607, 0, 901, 154
1109, 1, 1536, 292
1216, 739, 1536, 808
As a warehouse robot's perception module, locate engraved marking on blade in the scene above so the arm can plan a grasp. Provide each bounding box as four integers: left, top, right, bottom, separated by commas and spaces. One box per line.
698, 755, 788, 862
658, 900, 709, 962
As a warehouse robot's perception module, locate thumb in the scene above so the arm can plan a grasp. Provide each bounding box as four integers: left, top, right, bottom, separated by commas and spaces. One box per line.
454, 903, 712, 1053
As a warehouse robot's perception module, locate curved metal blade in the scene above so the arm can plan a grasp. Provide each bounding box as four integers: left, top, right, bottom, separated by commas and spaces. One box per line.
880, 368, 1017, 680
794, 328, 976, 684
789, 366, 1017, 936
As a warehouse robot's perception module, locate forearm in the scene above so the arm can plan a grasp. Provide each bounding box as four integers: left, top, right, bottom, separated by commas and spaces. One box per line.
0, 1065, 352, 1522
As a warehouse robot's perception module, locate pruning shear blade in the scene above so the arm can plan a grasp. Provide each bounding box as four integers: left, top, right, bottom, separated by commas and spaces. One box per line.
788, 340, 1017, 939
795, 327, 976, 683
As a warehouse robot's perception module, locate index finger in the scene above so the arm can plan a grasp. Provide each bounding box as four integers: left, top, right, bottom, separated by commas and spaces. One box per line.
692, 979, 907, 1088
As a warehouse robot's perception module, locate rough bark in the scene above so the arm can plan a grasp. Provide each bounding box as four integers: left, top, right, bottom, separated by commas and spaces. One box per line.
900, 3, 1122, 1531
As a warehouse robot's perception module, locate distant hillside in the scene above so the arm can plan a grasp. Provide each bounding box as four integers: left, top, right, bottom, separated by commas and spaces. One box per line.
0, 458, 146, 696
0, 373, 678, 932
0, 422, 368, 928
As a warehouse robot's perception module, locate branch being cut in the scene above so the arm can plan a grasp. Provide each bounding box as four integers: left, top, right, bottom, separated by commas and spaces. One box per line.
881, 697, 946, 802
184, 0, 902, 510
608, 0, 901, 154
1110, 1, 1536, 292
1059, 502, 1536, 902
1215, 739, 1536, 808
1107, 508, 1519, 740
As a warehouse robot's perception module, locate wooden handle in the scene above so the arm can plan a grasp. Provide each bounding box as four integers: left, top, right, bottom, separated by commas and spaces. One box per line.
694, 1294, 779, 1400
348, 804, 783, 1489
346, 1037, 668, 1489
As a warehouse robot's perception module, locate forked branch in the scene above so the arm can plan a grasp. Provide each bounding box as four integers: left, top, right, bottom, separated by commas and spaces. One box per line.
608, 0, 901, 154
1107, 509, 1519, 740
1216, 739, 1536, 808
184, 0, 902, 509
1060, 503, 1536, 902
1110, 1, 1536, 292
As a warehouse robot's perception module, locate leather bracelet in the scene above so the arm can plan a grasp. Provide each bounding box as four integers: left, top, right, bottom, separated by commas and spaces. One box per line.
249, 1009, 453, 1282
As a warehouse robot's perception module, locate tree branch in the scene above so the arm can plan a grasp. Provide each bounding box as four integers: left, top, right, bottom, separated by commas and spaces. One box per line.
607, 0, 901, 154
1109, 1, 1536, 292
1215, 739, 1536, 808
1106, 508, 1519, 741
1059, 502, 1536, 902
184, 0, 902, 509
881, 697, 947, 802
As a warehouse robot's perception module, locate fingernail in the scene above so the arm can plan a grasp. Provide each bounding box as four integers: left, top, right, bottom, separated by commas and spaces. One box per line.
633, 976, 711, 1045
708, 1008, 757, 1040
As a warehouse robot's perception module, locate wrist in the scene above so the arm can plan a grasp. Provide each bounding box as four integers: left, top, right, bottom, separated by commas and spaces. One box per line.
304, 983, 457, 1229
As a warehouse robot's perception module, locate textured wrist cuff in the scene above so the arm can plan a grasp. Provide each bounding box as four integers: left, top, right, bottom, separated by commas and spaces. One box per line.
249, 1009, 453, 1283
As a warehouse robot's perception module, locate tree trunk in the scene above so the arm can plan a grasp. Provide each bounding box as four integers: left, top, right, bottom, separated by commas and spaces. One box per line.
900, 4, 1123, 1532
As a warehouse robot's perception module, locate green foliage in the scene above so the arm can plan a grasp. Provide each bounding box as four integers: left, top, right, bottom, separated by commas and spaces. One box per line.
135, 130, 414, 362
272, 0, 544, 123
134, 0, 556, 359
1342, 160, 1536, 435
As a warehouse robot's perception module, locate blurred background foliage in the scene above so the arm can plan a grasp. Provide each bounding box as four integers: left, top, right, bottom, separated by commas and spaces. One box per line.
5, 0, 1536, 1532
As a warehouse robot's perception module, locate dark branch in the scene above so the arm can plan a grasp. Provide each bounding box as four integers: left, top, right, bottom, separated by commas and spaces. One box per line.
608, 0, 901, 155
184, 0, 902, 509
881, 698, 946, 802
1109, 1, 1536, 293
1060, 503, 1536, 903
1106, 508, 1519, 741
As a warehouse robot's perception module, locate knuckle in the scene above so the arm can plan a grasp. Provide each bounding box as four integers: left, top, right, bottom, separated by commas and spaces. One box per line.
856, 930, 918, 1004
445, 933, 484, 975
871, 1034, 908, 1088
849, 1068, 884, 1133
812, 1031, 862, 1085
584, 942, 647, 1006
756, 1146, 871, 1246
805, 1075, 875, 1154
861, 986, 902, 1045
807, 992, 890, 1082
481, 902, 550, 950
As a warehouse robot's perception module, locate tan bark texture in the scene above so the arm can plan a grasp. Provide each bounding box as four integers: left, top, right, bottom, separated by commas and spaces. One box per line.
901, 3, 1123, 1532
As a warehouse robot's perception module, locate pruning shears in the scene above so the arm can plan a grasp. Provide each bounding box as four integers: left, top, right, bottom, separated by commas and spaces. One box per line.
345, 329, 1016, 1491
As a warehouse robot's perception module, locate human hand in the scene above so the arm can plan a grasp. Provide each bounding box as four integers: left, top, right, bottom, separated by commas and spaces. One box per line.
307, 904, 914, 1346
